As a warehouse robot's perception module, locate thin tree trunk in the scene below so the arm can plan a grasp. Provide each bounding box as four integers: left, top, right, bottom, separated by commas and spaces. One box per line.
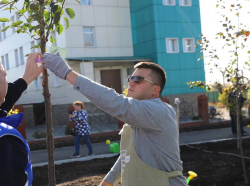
41, 34, 56, 185
236, 85, 248, 184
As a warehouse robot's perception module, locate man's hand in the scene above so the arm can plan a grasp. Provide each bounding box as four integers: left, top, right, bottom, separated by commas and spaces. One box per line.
41, 53, 72, 80
21, 52, 44, 85
0, 62, 7, 105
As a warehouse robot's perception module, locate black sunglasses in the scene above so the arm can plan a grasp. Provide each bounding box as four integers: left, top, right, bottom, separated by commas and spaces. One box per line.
128, 75, 158, 85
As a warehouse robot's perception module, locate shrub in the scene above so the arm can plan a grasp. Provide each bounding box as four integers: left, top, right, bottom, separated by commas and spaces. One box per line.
218, 87, 231, 107
33, 131, 46, 139
65, 124, 71, 135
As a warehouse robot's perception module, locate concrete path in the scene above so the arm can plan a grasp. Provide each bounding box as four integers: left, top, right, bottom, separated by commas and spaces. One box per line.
31, 126, 250, 167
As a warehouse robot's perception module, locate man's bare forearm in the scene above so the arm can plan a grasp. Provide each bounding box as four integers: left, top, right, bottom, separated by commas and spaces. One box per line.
66, 71, 78, 85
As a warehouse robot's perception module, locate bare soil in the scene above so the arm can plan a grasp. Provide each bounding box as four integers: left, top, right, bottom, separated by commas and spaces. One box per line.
33, 138, 250, 186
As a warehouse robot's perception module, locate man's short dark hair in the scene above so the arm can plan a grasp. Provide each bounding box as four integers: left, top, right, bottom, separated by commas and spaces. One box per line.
134, 62, 166, 95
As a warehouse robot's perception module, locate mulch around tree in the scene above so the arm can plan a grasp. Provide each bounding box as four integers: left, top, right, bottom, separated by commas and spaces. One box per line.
33, 138, 250, 186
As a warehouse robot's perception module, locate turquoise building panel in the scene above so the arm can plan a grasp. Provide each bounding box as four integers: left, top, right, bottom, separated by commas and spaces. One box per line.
130, 0, 206, 96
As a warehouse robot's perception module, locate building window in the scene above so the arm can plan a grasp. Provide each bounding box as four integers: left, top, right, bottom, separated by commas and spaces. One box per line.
1, 56, 5, 69
5, 54, 9, 70
54, 75, 60, 87
0, 26, 2, 41
81, 0, 91, 5
183, 38, 195, 53
19, 47, 24, 65
2, 23, 6, 39
15, 13, 20, 21
31, 41, 35, 52
166, 38, 179, 53
83, 27, 95, 47
163, 0, 175, 5
15, 49, 19, 66
34, 78, 38, 91
11, 16, 15, 34
179, 0, 191, 6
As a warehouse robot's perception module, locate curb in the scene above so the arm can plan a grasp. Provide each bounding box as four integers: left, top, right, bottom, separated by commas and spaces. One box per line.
180, 135, 250, 146
32, 153, 119, 168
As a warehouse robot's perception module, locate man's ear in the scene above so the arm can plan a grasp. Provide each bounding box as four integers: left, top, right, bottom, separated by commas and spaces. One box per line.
152, 86, 161, 96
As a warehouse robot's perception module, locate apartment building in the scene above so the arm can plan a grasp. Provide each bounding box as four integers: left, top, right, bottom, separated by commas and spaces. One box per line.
0, 0, 205, 126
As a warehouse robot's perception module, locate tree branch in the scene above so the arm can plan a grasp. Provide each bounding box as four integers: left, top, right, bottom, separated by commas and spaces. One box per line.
0, 1, 15, 10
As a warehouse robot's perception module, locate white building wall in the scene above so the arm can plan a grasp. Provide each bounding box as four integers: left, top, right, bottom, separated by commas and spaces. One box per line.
0, 0, 134, 106
64, 0, 133, 58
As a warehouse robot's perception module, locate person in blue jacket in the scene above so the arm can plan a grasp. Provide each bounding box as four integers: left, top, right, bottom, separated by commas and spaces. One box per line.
0, 52, 43, 186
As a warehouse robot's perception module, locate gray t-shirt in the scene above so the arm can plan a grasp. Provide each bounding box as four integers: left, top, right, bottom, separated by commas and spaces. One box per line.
74, 75, 187, 186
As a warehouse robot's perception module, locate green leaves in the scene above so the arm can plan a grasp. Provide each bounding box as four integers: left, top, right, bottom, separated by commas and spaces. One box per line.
44, 11, 50, 23
0, 0, 76, 53
50, 36, 55, 43
0, 0, 9, 4
1, 25, 10, 32
31, 42, 41, 49
11, 21, 23, 27
64, 17, 69, 29
186, 81, 206, 90
30, 3, 40, 11
56, 24, 63, 34
0, 18, 10, 22
52, 5, 62, 13
66, 8, 75, 19
31, 14, 43, 21
18, 8, 27, 14
53, 12, 61, 25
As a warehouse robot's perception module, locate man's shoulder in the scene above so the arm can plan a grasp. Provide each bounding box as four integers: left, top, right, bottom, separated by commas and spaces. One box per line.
141, 98, 176, 114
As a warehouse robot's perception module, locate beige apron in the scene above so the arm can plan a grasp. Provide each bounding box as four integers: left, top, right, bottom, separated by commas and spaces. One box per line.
118, 124, 182, 186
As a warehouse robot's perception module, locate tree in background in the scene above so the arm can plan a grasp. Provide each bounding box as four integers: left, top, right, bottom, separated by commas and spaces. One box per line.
186, 0, 250, 184
0, 0, 78, 185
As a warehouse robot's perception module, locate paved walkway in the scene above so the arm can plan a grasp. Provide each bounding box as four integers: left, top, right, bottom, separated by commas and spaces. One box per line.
26, 123, 118, 141
31, 126, 250, 167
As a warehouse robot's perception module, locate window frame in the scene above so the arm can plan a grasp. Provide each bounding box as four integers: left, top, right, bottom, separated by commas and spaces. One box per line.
166, 38, 179, 53
179, 0, 192, 6
19, 47, 24, 65
80, 0, 92, 5
182, 38, 195, 53
11, 15, 15, 34
1, 56, 5, 69
2, 23, 6, 39
5, 54, 9, 70
31, 41, 35, 53
83, 27, 95, 47
15, 49, 19, 66
0, 26, 2, 41
163, 0, 176, 6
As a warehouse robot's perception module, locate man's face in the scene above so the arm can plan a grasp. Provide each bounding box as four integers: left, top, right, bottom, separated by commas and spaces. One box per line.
0, 63, 8, 105
127, 68, 158, 100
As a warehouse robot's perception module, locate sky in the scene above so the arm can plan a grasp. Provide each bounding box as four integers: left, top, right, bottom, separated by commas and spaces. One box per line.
199, 0, 250, 85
